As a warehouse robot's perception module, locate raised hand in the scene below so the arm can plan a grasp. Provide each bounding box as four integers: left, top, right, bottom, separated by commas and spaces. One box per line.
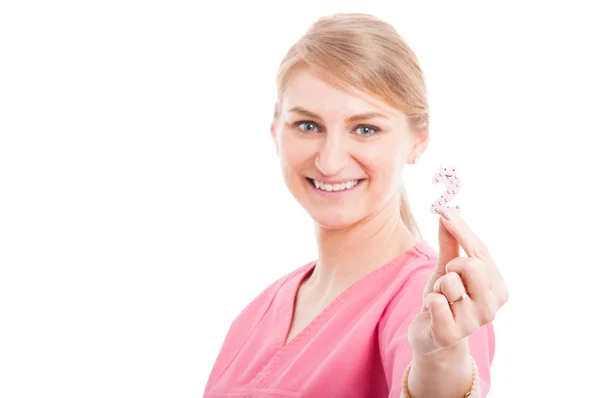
408, 209, 509, 356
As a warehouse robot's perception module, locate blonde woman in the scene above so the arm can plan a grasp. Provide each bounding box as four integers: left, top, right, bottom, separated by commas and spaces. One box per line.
204, 13, 508, 398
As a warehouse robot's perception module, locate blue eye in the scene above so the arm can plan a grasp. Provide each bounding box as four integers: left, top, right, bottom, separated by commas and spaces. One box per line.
295, 121, 320, 133
293, 121, 381, 136
355, 125, 379, 136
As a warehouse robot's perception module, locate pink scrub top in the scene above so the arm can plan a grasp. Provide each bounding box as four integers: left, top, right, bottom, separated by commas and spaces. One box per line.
204, 240, 494, 397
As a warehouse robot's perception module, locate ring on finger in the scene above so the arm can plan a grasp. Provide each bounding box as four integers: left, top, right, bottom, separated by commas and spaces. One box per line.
449, 293, 469, 305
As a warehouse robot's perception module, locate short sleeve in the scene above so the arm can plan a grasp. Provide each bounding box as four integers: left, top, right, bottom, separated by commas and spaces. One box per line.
378, 267, 430, 398
378, 267, 495, 397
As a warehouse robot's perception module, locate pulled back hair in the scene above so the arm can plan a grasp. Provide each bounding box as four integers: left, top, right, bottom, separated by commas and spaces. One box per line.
273, 13, 428, 240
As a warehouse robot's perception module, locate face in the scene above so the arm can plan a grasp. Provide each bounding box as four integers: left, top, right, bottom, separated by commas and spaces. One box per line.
440, 165, 457, 178
271, 68, 428, 229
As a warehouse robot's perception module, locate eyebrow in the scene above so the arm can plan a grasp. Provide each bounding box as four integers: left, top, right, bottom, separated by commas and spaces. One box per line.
288, 106, 389, 123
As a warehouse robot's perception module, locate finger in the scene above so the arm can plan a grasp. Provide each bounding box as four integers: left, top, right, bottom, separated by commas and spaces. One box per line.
451, 257, 510, 314
446, 257, 501, 326
437, 213, 460, 272
445, 257, 489, 301
449, 297, 480, 338
433, 272, 467, 312
423, 292, 459, 348
430, 287, 480, 338
422, 216, 458, 298
440, 210, 490, 261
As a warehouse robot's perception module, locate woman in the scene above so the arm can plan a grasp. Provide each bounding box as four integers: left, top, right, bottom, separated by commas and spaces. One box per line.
204, 13, 508, 398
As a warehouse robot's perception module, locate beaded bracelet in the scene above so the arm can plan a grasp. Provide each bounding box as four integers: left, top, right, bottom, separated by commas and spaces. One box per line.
400, 356, 479, 398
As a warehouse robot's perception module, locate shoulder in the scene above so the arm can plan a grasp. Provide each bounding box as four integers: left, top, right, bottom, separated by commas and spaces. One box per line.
371, 241, 438, 390
378, 240, 438, 334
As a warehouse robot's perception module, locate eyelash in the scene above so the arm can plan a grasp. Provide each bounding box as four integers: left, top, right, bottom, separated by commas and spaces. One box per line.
293, 120, 381, 136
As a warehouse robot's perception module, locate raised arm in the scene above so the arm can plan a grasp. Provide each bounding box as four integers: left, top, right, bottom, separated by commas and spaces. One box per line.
379, 267, 495, 398
380, 210, 507, 397
406, 210, 508, 397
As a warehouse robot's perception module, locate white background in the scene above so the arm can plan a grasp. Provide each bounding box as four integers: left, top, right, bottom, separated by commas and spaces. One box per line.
1, 1, 598, 397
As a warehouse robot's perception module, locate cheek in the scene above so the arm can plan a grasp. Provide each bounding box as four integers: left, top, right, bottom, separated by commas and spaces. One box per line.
360, 145, 406, 182
279, 135, 314, 177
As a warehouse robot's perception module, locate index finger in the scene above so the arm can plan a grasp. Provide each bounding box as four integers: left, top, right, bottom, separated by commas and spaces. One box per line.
440, 208, 490, 261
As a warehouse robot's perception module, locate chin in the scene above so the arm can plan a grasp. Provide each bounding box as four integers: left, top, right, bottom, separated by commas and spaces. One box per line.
309, 208, 361, 230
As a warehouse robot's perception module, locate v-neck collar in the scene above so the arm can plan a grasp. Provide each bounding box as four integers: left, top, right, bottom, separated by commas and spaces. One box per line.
248, 240, 435, 386
282, 239, 431, 348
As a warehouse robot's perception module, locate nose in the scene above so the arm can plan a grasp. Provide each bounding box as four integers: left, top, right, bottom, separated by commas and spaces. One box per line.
315, 131, 349, 176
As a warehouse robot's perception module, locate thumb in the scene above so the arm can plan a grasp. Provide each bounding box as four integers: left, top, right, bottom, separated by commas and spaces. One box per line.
438, 212, 460, 269
423, 213, 460, 296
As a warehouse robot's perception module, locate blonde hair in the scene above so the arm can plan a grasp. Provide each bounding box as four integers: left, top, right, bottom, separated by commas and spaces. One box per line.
273, 13, 428, 240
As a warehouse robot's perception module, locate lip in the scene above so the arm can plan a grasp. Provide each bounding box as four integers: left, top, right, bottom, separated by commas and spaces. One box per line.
306, 177, 365, 197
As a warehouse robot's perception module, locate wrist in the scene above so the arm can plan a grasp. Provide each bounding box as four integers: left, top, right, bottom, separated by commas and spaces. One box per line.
414, 337, 470, 368
404, 339, 476, 398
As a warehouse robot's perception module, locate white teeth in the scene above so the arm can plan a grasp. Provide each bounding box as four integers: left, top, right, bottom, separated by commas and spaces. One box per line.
312, 179, 359, 192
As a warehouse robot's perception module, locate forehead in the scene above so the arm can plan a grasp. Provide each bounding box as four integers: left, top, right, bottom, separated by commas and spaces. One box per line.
281, 68, 405, 121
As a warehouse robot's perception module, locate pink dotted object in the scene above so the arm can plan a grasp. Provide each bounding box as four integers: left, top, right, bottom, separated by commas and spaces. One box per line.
430, 164, 462, 215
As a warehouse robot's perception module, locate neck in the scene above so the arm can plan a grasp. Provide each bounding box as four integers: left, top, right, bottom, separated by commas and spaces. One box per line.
308, 202, 417, 296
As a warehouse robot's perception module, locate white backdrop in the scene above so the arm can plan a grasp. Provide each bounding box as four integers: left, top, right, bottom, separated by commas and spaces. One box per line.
1, 1, 598, 397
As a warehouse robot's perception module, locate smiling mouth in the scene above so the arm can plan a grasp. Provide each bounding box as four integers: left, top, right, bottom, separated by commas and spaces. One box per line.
306, 177, 365, 192
445, 174, 453, 178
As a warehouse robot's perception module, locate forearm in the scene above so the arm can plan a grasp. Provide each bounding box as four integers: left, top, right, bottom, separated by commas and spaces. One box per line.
407, 339, 479, 398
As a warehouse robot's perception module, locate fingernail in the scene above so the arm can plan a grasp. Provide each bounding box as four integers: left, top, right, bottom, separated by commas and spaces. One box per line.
441, 209, 453, 221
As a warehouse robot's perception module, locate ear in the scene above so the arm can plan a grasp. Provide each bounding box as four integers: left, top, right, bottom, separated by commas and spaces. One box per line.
408, 130, 429, 164
270, 101, 281, 156
270, 120, 280, 156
